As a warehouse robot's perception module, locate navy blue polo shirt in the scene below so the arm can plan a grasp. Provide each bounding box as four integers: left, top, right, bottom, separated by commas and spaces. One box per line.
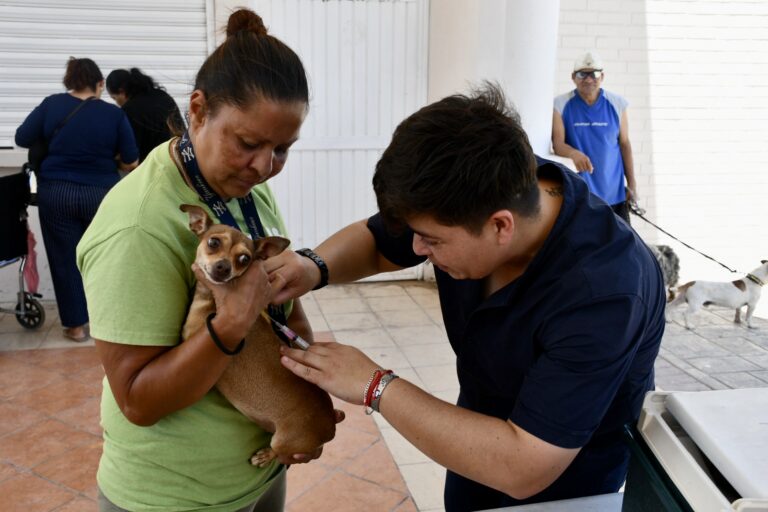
367, 159, 665, 511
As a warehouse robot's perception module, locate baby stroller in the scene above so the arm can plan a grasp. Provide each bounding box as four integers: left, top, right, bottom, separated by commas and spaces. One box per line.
0, 164, 45, 328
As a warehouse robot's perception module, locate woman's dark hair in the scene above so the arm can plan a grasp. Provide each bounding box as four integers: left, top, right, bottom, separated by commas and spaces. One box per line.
106, 68, 160, 97
373, 82, 540, 234
194, 8, 309, 114
63, 57, 103, 91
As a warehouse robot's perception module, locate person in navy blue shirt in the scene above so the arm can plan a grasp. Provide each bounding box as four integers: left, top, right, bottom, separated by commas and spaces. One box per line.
552, 50, 637, 224
271, 83, 665, 511
15, 57, 138, 342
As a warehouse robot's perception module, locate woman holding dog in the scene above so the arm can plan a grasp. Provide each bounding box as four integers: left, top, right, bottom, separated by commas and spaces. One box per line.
77, 9, 324, 512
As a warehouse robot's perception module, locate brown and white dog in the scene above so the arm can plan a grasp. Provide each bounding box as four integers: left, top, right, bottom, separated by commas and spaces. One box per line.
179, 204, 336, 467
666, 260, 768, 329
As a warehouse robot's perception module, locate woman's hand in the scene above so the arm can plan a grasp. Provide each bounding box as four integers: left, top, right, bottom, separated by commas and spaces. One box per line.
193, 261, 285, 341
279, 342, 380, 405
117, 158, 139, 172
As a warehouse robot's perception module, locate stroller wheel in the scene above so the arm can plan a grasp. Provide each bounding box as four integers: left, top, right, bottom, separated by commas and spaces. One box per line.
15, 293, 45, 329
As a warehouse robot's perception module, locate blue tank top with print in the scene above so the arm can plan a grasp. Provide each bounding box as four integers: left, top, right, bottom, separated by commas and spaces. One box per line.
554, 89, 628, 205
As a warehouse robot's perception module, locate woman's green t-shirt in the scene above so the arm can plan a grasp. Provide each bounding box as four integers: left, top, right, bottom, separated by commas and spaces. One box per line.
77, 141, 290, 511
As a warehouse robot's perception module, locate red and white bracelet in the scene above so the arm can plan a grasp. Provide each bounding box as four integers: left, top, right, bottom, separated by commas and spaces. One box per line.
363, 369, 399, 415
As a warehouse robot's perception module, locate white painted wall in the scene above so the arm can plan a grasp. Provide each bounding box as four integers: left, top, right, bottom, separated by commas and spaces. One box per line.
247, 0, 429, 256
428, 0, 561, 156
555, 0, 768, 319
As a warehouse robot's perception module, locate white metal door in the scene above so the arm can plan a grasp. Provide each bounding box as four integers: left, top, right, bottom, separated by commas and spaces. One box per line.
0, 0, 210, 150
0, 0, 210, 303
251, 0, 430, 280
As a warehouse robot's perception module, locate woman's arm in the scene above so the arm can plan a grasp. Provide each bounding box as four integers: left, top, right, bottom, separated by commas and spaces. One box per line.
116, 112, 139, 170
15, 102, 45, 148
98, 260, 276, 426
117, 158, 139, 172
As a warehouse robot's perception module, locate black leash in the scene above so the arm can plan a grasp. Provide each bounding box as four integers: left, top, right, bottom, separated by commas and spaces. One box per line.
628, 203, 740, 274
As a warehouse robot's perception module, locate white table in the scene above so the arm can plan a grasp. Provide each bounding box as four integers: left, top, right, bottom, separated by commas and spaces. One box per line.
488, 492, 623, 511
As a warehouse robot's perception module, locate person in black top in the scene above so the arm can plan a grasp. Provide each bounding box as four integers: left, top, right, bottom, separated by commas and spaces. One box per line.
106, 68, 184, 161
269, 83, 666, 511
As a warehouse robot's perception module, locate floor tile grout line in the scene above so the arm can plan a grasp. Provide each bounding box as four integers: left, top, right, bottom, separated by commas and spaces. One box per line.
333, 439, 413, 496
1, 452, 96, 503
284, 466, 337, 506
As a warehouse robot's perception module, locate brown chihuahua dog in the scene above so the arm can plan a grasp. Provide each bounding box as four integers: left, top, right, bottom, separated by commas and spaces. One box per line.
179, 204, 336, 467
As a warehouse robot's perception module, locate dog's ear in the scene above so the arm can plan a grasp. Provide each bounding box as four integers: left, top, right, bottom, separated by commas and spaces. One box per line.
253, 236, 291, 259
762, 260, 767, 264
180, 204, 213, 237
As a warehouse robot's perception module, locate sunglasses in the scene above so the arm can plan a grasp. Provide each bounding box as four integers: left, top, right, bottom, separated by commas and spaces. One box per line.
575, 70, 603, 80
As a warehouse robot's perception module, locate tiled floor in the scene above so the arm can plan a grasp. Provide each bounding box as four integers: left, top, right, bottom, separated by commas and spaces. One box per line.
303, 282, 454, 512
2, 280, 767, 512
0, 298, 419, 512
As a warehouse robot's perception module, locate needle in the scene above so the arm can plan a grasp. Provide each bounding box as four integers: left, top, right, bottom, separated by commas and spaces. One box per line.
260, 311, 311, 350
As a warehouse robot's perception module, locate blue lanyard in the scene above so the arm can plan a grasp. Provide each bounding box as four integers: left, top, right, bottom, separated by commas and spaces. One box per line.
177, 131, 266, 240
176, 132, 287, 326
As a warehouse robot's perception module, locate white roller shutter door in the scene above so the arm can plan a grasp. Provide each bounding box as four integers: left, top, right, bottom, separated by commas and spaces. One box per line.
251, 0, 430, 280
0, 0, 211, 151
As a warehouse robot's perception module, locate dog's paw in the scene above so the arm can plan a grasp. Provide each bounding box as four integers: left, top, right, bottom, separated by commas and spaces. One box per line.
250, 448, 277, 468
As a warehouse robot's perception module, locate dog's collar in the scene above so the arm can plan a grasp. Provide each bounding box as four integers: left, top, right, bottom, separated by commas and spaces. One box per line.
746, 273, 766, 286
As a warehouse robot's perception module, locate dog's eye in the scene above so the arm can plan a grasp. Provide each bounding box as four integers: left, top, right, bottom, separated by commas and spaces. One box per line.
208, 237, 221, 249
237, 254, 251, 266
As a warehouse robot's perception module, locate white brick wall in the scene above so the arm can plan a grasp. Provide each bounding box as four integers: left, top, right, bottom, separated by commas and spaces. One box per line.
556, 0, 768, 319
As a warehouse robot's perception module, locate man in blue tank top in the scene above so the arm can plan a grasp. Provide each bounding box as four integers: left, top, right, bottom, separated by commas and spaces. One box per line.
552, 51, 637, 223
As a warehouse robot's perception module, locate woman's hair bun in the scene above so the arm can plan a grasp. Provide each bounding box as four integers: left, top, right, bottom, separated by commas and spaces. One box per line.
226, 8, 268, 38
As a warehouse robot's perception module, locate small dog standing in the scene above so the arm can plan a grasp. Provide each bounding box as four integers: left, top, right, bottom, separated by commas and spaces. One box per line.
648, 244, 680, 301
180, 204, 336, 466
666, 260, 767, 329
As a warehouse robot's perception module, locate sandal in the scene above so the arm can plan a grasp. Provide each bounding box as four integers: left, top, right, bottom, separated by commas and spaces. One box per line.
63, 326, 90, 342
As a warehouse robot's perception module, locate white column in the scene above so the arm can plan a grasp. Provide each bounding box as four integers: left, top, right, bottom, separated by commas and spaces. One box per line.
428, 0, 561, 156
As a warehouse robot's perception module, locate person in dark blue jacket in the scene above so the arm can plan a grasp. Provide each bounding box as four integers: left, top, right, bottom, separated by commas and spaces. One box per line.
270, 83, 665, 511
15, 57, 138, 342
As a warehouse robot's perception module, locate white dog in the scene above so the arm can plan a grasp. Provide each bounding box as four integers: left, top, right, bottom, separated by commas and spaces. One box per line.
666, 260, 767, 329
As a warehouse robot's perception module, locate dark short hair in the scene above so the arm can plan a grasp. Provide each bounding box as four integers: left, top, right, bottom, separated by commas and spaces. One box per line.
194, 8, 308, 114
373, 82, 540, 234
106, 68, 159, 97
63, 57, 103, 91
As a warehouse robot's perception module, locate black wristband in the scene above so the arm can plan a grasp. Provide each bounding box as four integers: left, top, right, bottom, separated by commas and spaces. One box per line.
296, 248, 329, 290
205, 313, 245, 356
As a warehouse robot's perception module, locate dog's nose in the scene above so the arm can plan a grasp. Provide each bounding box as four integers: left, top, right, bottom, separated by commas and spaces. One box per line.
211, 259, 232, 282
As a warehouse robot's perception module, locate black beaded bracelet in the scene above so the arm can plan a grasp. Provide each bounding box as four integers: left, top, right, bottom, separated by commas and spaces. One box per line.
296, 248, 329, 290
205, 313, 245, 356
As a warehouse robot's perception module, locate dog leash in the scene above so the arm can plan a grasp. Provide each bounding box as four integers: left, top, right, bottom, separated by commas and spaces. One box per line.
628, 203, 742, 275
